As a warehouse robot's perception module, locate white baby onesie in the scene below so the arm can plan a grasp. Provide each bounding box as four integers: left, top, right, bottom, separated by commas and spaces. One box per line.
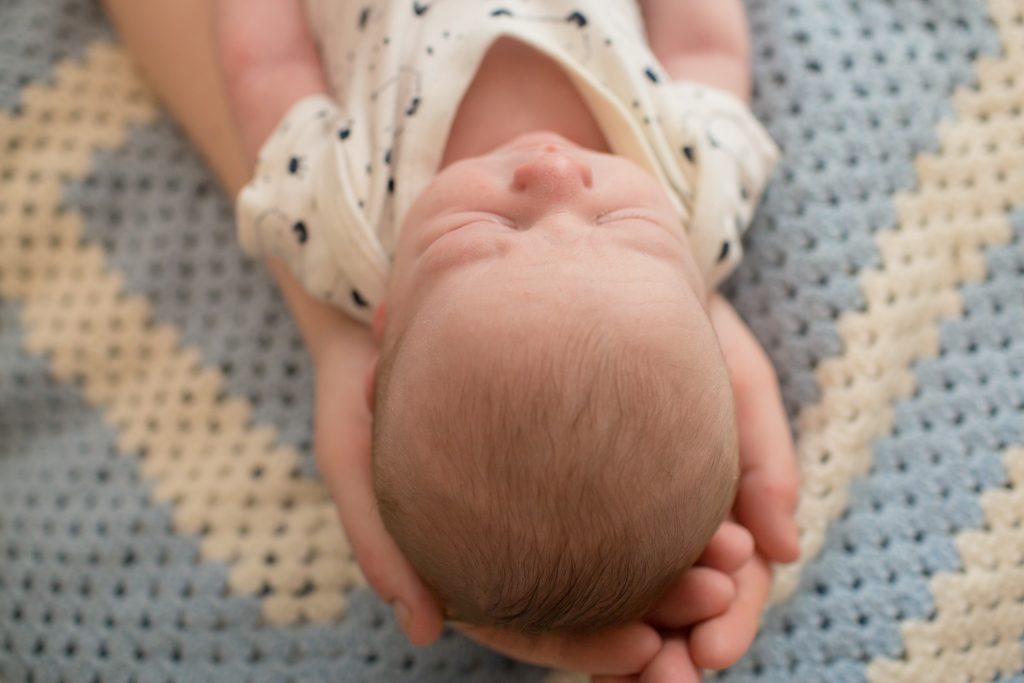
237, 0, 780, 324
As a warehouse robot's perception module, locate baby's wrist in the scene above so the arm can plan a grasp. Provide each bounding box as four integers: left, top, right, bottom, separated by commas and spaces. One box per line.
659, 53, 751, 102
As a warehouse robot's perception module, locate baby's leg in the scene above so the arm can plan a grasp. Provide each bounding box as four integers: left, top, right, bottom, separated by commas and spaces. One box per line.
103, 0, 250, 195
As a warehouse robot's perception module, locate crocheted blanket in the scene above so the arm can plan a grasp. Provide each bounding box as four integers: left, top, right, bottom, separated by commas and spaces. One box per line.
1, 1, 1022, 681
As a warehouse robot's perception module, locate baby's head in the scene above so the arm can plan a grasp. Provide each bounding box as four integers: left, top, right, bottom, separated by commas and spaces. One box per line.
369, 132, 739, 635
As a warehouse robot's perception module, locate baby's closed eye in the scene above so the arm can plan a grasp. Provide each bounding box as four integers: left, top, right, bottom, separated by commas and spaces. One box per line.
449, 208, 665, 230
595, 207, 666, 226
442, 211, 516, 231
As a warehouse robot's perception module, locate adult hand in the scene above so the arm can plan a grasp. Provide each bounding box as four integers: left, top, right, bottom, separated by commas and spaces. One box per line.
314, 309, 762, 677
709, 295, 800, 565
458, 520, 754, 680
593, 552, 772, 683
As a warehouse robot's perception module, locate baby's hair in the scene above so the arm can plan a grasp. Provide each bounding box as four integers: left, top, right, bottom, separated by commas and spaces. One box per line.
372, 311, 738, 635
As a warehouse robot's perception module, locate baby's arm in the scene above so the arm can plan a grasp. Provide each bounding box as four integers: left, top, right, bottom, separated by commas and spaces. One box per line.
214, 0, 353, 363
215, 0, 327, 164
638, 0, 751, 100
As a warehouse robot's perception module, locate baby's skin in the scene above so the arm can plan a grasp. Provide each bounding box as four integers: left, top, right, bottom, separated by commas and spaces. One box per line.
387, 129, 709, 350
213, 0, 800, 680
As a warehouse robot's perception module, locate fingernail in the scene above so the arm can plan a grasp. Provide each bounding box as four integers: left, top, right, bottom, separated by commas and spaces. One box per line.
392, 600, 411, 635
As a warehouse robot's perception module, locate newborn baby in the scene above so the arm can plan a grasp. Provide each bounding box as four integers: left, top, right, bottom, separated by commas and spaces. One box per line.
235, 0, 778, 636
371, 131, 742, 632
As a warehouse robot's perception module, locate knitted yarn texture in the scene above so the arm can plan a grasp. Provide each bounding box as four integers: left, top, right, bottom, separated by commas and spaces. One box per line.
0, 0, 1022, 682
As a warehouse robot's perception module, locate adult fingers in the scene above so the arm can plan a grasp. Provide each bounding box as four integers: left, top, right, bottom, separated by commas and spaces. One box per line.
712, 297, 800, 563
688, 556, 772, 670
639, 637, 701, 683
730, 339, 799, 563
594, 637, 701, 683
731, 352, 798, 564
734, 470, 800, 564
697, 520, 754, 574
646, 567, 734, 627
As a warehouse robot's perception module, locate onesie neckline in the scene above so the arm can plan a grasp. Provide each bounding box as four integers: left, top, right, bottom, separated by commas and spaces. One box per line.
392, 27, 670, 241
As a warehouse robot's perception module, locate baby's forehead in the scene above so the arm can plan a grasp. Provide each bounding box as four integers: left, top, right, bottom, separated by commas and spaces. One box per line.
393, 286, 715, 399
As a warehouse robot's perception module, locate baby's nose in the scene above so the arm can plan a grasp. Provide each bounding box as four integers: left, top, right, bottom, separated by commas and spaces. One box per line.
511, 148, 593, 200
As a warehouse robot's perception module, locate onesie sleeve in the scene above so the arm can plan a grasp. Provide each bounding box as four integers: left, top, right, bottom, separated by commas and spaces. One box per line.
650, 83, 780, 290
235, 94, 390, 326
